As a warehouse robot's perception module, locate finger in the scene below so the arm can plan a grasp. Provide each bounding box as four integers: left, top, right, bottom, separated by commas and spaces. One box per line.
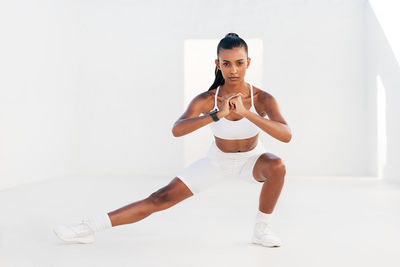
229, 96, 240, 102
223, 92, 241, 99
228, 94, 240, 100
223, 93, 236, 98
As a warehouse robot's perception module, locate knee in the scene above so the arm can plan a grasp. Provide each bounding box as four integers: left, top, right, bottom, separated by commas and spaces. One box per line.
263, 158, 286, 179
271, 158, 286, 177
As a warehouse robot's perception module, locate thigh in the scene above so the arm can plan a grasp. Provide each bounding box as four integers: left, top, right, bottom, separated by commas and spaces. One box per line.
252, 153, 284, 182
176, 157, 224, 194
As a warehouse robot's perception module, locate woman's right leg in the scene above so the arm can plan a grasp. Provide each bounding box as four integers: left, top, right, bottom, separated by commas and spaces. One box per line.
53, 154, 221, 243
108, 177, 193, 227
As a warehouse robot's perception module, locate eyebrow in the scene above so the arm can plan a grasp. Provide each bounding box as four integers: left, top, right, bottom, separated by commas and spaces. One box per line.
222, 59, 245, 62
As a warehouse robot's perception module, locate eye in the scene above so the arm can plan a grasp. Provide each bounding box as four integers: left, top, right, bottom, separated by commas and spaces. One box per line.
238, 62, 243, 65
223, 63, 229, 66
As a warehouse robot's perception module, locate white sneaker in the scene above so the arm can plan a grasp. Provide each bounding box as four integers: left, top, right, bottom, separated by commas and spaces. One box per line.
251, 222, 282, 247
53, 219, 95, 244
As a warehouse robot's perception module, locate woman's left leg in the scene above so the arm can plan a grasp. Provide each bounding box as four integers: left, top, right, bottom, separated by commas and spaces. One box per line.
252, 153, 286, 214
249, 153, 286, 247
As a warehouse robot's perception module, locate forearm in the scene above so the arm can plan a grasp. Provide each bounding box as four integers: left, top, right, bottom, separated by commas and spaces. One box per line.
243, 110, 292, 142
172, 113, 217, 137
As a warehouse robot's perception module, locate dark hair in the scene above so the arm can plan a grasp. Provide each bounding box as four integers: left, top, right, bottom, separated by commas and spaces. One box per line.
208, 33, 248, 91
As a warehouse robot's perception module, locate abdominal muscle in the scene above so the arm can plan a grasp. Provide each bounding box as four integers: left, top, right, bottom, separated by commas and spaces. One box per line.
214, 134, 259, 153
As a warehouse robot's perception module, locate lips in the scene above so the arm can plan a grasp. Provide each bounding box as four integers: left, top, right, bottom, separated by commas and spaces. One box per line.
228, 77, 239, 79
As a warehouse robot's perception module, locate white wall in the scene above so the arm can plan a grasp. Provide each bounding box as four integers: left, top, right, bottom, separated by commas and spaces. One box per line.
0, 1, 80, 190
249, 0, 371, 177
2, 0, 395, 191
368, 0, 400, 183
76, 3, 184, 177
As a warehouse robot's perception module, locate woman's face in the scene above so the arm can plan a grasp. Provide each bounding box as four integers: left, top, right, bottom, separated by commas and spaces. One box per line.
215, 46, 251, 84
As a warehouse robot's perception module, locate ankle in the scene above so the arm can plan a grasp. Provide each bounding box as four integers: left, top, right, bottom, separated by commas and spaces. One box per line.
255, 210, 273, 225
84, 213, 113, 232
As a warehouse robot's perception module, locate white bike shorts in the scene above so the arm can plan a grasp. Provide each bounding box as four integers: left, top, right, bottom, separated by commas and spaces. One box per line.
176, 140, 265, 194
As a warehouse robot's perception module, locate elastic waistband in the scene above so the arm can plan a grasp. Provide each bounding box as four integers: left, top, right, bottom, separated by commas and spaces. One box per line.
207, 140, 264, 159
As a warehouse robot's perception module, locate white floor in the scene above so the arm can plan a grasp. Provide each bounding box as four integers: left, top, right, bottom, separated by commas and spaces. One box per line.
0, 175, 399, 267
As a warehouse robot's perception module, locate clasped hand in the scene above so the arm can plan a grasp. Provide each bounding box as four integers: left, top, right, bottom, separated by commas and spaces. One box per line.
219, 93, 247, 118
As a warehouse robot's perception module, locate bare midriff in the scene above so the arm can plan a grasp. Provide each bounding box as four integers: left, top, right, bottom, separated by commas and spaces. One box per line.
214, 134, 259, 153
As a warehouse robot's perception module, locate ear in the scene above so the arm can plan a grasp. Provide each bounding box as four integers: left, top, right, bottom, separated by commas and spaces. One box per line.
246, 57, 251, 69
215, 59, 220, 70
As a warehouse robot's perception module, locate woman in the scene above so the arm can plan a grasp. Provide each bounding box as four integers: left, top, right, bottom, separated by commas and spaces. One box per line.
54, 33, 291, 248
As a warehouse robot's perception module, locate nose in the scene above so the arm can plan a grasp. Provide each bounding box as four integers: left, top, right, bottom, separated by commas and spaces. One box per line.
230, 65, 238, 74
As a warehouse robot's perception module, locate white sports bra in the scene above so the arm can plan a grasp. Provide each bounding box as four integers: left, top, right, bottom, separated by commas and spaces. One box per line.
209, 84, 261, 140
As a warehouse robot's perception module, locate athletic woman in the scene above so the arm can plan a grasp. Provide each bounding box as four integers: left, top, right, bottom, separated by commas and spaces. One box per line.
54, 33, 291, 248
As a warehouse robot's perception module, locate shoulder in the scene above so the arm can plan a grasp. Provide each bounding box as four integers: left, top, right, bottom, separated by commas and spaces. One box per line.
190, 90, 215, 104
187, 89, 215, 113
253, 85, 288, 124
253, 86, 277, 116
253, 86, 274, 104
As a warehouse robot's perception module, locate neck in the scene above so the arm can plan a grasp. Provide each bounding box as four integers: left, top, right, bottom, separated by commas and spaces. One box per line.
220, 81, 250, 96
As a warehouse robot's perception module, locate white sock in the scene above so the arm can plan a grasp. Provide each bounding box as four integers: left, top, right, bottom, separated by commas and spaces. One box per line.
256, 210, 273, 225
85, 213, 113, 232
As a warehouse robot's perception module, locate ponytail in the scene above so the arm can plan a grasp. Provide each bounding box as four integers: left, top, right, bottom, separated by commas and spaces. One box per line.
208, 66, 225, 90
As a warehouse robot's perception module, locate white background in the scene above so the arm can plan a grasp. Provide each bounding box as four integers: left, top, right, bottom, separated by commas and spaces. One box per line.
1, 0, 399, 190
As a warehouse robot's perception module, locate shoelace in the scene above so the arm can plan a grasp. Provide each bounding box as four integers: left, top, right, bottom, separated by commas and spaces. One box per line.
255, 222, 275, 236
254, 222, 282, 246
69, 220, 95, 236
81, 220, 96, 233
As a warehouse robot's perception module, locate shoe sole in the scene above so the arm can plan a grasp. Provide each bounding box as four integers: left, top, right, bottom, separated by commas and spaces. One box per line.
252, 236, 281, 248
53, 229, 94, 244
